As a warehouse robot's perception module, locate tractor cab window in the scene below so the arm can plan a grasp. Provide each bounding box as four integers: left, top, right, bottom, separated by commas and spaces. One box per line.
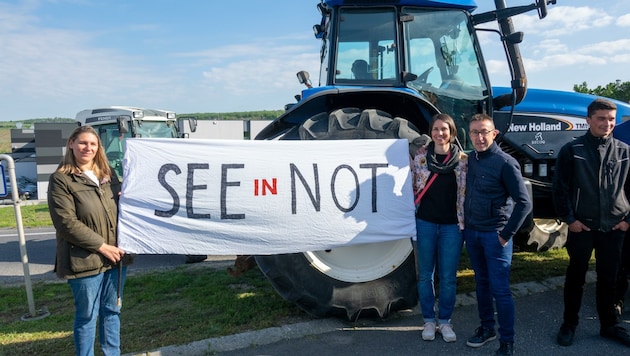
335, 8, 398, 84
134, 121, 179, 138
97, 121, 178, 178
403, 8, 489, 149
97, 124, 131, 178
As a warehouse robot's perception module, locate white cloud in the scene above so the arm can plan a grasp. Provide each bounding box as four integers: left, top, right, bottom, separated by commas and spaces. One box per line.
617, 14, 630, 26
487, 52, 607, 79
0, 3, 180, 109
0, 2, 322, 118
524, 54, 607, 72
485, 59, 510, 76
611, 53, 630, 64
576, 39, 630, 56
201, 50, 319, 97
513, 6, 614, 36
529, 39, 568, 56
1, 1, 628, 120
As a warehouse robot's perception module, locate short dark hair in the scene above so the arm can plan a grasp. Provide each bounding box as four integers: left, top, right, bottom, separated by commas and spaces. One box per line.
469, 113, 494, 126
587, 98, 617, 117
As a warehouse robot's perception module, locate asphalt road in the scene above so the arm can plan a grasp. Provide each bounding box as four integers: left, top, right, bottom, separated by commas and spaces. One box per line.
212, 282, 630, 356
0, 227, 235, 286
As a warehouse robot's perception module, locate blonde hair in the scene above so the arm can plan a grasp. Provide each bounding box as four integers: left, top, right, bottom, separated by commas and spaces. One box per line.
57, 125, 112, 180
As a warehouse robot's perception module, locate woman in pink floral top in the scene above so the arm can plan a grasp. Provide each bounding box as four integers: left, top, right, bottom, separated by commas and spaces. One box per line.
412, 113, 467, 343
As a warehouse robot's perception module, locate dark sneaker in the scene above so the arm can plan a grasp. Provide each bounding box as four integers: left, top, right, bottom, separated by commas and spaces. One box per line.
601, 325, 630, 347
557, 323, 575, 346
495, 341, 514, 356
466, 326, 496, 348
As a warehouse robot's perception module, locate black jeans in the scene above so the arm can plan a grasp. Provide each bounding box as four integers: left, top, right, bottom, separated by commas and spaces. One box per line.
616, 231, 630, 304
563, 228, 624, 330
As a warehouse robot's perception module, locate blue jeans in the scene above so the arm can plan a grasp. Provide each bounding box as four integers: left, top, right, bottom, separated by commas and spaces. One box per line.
464, 229, 514, 343
68, 267, 127, 356
416, 219, 463, 324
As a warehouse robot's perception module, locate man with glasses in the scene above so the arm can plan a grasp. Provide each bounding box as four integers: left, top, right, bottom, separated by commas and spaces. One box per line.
463, 113, 532, 356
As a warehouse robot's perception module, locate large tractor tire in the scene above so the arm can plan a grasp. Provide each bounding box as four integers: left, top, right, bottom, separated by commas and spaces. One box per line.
514, 217, 567, 252
513, 181, 568, 252
526, 219, 568, 252
255, 108, 427, 321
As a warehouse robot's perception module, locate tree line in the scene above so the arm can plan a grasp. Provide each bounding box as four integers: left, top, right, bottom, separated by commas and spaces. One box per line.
574, 80, 630, 103
178, 110, 285, 121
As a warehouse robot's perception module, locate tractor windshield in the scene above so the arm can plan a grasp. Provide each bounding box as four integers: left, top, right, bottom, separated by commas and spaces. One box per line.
330, 6, 489, 134
134, 121, 179, 139
97, 121, 178, 178
403, 8, 488, 126
334, 8, 398, 84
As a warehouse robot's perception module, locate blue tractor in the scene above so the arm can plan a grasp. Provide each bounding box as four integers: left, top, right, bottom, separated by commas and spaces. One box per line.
492, 87, 630, 251
254, 0, 563, 320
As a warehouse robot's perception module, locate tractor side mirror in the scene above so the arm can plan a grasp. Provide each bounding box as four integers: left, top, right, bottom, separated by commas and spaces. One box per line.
179, 116, 198, 133
297, 71, 312, 88
188, 117, 198, 133
117, 116, 130, 134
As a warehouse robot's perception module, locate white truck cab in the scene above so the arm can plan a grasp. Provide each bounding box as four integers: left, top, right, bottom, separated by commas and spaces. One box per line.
76, 106, 181, 178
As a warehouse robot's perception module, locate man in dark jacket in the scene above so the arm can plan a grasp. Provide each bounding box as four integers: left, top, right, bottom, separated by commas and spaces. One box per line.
464, 113, 532, 356
553, 98, 630, 348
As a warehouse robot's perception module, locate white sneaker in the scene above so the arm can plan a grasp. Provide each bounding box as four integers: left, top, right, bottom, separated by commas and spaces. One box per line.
439, 323, 457, 342
422, 322, 436, 341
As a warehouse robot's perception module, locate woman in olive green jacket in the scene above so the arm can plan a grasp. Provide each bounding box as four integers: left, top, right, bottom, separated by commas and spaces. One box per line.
48, 125, 131, 356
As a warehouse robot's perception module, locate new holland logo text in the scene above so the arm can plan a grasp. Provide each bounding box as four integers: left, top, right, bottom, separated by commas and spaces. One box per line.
509, 122, 562, 132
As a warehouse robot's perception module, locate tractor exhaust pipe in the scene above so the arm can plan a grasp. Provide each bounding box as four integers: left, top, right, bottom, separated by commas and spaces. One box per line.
493, 0, 527, 110
489, 0, 555, 110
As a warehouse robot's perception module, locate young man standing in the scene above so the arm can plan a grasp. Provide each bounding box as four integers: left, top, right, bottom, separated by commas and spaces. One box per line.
553, 98, 630, 347
464, 113, 532, 356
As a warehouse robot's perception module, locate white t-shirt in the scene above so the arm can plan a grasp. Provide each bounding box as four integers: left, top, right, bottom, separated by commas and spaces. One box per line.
83, 170, 99, 186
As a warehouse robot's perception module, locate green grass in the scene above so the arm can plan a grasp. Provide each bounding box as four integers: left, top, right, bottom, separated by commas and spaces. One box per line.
0, 266, 306, 356
0, 202, 585, 355
0, 204, 53, 228
0, 127, 10, 154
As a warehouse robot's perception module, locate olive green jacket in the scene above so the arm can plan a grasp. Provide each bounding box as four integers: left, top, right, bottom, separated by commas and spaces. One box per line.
48, 170, 131, 279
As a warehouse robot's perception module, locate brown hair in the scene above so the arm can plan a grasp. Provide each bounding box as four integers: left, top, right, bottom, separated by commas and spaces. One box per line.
430, 113, 457, 143
587, 98, 617, 117
469, 113, 495, 129
57, 125, 112, 180
470, 113, 494, 124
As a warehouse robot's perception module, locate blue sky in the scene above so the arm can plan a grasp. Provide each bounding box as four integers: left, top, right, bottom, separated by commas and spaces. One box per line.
1, 0, 629, 121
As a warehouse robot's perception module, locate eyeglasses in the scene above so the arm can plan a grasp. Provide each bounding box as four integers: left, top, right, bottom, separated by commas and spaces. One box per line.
469, 130, 494, 137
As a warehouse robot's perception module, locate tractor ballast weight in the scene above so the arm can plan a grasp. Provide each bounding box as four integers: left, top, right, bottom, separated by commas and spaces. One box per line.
254, 0, 556, 320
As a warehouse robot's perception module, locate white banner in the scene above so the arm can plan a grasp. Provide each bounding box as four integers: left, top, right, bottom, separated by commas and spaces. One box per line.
117, 138, 416, 255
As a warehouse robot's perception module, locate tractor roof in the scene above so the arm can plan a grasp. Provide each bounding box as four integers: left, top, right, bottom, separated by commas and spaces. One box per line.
323, 0, 477, 12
